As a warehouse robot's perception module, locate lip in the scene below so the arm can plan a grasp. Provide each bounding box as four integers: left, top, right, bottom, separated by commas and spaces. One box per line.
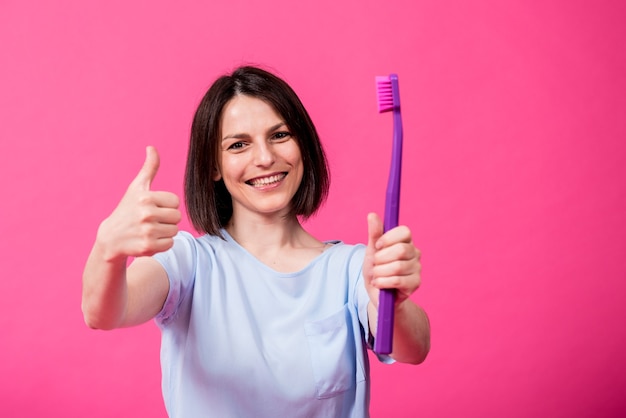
245, 172, 287, 188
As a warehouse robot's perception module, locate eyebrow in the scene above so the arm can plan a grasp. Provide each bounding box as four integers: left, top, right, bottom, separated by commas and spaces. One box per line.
222, 122, 287, 142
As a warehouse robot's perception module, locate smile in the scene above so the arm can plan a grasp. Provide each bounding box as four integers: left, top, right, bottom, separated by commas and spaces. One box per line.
246, 173, 287, 187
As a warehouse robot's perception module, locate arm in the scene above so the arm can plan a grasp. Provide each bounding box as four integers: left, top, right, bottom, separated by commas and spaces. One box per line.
366, 298, 430, 364
81, 146, 181, 330
363, 213, 431, 364
82, 249, 170, 330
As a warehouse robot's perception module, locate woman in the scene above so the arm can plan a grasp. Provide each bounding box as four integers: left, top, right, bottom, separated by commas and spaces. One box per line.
82, 66, 430, 417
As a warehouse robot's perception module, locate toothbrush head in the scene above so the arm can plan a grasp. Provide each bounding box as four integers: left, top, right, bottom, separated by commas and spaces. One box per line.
375, 74, 400, 113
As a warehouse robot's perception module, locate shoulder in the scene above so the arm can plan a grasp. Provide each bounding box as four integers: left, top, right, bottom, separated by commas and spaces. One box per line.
320, 242, 366, 276
153, 231, 228, 274
326, 242, 366, 260
167, 230, 227, 254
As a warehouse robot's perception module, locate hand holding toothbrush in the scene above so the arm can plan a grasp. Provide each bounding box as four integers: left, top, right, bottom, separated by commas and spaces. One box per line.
362, 212, 429, 364
363, 213, 422, 307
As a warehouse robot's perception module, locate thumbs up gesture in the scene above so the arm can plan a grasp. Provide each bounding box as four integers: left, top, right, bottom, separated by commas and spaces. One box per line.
96, 146, 182, 261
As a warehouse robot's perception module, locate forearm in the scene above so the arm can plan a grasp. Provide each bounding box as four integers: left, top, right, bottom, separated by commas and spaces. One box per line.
368, 299, 431, 364
81, 241, 129, 330
391, 300, 430, 364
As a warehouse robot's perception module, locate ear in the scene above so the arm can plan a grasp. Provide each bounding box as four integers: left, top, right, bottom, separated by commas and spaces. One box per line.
212, 167, 222, 181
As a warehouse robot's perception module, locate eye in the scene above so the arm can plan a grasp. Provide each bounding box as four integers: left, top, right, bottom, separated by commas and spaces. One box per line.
227, 141, 245, 150
271, 131, 292, 141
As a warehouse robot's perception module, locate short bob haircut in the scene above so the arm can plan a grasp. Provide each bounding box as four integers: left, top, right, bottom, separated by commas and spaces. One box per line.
185, 66, 330, 237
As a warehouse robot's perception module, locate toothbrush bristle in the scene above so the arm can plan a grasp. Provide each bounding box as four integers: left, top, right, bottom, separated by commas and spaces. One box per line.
376, 75, 396, 113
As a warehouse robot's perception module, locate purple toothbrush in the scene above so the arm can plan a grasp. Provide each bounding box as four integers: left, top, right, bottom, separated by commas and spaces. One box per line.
374, 73, 403, 355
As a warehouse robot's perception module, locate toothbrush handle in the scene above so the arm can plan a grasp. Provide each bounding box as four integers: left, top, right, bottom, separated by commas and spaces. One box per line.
375, 104, 403, 355
384, 108, 403, 229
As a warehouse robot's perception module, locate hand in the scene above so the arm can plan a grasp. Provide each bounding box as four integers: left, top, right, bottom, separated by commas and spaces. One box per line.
96, 146, 181, 260
362, 213, 422, 307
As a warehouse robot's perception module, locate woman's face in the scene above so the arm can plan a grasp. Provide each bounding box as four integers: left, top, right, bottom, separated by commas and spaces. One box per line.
215, 95, 304, 220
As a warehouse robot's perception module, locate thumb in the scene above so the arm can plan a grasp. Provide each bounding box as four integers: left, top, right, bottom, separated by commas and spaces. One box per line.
363, 213, 384, 293
367, 212, 384, 252
132, 146, 160, 190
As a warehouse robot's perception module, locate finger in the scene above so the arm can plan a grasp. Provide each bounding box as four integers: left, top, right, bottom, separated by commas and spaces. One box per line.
367, 212, 384, 251
155, 223, 179, 239
132, 146, 160, 191
154, 207, 182, 225
372, 275, 421, 302
371, 265, 421, 293
376, 225, 413, 249
151, 191, 180, 209
138, 206, 181, 226
148, 237, 176, 254
370, 274, 408, 289
373, 242, 419, 265
372, 259, 419, 279
133, 222, 178, 254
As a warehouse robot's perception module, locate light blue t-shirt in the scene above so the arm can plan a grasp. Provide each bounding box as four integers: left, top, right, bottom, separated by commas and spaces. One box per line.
153, 230, 388, 418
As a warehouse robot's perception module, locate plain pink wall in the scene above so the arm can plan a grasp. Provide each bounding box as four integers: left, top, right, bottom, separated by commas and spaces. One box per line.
1, 1, 625, 417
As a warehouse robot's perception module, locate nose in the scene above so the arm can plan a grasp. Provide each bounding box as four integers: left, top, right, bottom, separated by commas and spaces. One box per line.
253, 141, 275, 167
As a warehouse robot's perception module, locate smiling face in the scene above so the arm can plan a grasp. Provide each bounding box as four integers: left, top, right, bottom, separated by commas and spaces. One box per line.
215, 94, 304, 221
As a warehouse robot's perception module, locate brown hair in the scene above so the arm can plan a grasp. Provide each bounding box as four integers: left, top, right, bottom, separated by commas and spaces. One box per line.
185, 66, 330, 236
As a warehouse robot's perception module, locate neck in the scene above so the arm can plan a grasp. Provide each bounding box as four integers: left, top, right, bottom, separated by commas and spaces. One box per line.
225, 213, 329, 273
226, 212, 323, 253
227, 212, 297, 243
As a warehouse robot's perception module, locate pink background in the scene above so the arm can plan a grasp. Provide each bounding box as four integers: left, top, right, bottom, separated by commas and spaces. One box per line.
1, 1, 625, 417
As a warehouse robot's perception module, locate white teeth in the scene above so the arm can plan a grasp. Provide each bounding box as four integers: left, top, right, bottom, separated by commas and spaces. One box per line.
249, 173, 285, 186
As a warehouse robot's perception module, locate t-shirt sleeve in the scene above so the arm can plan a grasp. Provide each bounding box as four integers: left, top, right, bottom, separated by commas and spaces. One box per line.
152, 231, 198, 325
